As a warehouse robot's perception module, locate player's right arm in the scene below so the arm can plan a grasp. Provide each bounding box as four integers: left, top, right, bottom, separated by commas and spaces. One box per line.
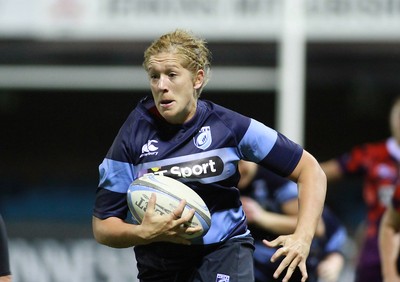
92, 193, 198, 248
92, 216, 145, 248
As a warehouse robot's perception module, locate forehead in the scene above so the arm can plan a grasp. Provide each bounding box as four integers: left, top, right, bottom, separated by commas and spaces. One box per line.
147, 53, 184, 69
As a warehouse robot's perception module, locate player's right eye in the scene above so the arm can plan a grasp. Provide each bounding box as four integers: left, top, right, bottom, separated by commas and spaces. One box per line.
149, 73, 159, 80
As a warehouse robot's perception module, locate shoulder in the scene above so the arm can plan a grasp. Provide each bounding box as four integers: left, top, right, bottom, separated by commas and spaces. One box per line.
119, 96, 161, 135
106, 96, 155, 161
199, 99, 252, 137
124, 96, 156, 124
200, 99, 249, 120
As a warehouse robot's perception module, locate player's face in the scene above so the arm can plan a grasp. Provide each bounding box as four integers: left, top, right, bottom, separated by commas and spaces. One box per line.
146, 52, 204, 124
390, 101, 400, 143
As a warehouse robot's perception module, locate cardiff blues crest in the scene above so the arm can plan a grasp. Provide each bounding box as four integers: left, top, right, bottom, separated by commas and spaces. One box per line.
193, 126, 212, 150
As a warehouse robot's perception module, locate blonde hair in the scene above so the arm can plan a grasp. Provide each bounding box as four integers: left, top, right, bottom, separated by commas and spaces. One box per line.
143, 29, 212, 97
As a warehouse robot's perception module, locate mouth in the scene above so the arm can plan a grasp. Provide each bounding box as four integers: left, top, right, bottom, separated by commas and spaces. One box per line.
160, 99, 175, 108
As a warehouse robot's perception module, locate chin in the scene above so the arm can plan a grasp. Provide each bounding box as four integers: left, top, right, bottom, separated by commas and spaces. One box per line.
161, 113, 179, 124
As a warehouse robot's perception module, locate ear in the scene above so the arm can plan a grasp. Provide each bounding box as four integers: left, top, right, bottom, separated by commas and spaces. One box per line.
193, 70, 204, 90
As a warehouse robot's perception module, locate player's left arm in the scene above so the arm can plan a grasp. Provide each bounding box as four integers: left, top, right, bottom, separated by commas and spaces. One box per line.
263, 149, 326, 282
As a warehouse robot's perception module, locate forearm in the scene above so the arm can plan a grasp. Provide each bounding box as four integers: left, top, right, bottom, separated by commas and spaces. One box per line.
294, 153, 327, 242
92, 216, 147, 248
296, 179, 326, 242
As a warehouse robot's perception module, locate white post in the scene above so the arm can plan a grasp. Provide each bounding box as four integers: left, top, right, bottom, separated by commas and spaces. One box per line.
277, 0, 306, 146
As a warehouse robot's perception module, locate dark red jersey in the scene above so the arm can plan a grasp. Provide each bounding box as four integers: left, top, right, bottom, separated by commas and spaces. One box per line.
337, 137, 400, 281
338, 138, 399, 238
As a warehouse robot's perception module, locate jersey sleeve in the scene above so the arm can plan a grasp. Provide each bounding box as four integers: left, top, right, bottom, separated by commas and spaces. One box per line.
239, 119, 303, 177
93, 188, 129, 220
93, 111, 139, 220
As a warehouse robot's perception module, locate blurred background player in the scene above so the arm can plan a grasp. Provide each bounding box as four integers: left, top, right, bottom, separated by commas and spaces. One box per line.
0, 214, 12, 282
238, 160, 347, 282
320, 95, 400, 282
379, 185, 400, 282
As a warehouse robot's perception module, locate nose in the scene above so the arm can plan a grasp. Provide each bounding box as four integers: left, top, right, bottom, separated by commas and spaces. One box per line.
157, 75, 168, 91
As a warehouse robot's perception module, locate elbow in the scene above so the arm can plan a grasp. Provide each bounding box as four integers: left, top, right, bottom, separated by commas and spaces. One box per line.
320, 166, 328, 188
318, 166, 328, 201
92, 216, 109, 245
93, 230, 105, 245
91, 216, 134, 248
314, 158, 327, 191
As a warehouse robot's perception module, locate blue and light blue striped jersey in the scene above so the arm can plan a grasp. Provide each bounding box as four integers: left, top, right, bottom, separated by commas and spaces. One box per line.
93, 96, 303, 245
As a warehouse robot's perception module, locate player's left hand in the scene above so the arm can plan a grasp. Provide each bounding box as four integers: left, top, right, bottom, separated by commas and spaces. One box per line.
263, 233, 311, 282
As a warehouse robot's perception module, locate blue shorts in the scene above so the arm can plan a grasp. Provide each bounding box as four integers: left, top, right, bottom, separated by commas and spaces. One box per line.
134, 235, 255, 282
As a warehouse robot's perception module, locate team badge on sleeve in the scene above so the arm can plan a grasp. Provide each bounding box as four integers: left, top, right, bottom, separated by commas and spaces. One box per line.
193, 126, 212, 150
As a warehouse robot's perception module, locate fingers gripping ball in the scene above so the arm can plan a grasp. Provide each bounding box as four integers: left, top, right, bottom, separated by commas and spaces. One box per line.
127, 174, 211, 239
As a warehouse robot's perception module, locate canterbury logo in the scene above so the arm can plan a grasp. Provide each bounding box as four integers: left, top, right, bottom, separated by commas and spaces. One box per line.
140, 140, 159, 158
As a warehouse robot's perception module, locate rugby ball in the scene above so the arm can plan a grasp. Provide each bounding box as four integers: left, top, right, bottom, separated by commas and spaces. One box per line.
127, 174, 211, 239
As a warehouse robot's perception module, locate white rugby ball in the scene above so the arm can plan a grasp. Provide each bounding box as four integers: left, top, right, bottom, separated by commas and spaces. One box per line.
127, 174, 211, 239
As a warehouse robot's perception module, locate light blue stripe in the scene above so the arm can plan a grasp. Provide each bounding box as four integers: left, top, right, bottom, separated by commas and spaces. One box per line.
239, 119, 278, 162
98, 158, 134, 193
200, 207, 247, 244
99, 147, 241, 192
